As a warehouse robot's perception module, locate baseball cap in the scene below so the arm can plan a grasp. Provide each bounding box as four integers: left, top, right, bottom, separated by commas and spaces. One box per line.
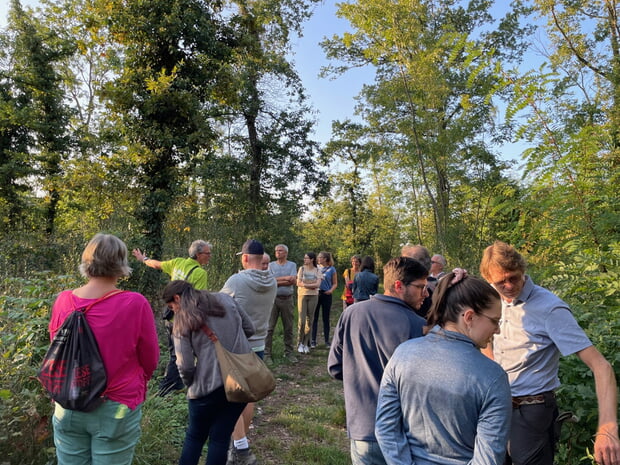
237, 239, 264, 255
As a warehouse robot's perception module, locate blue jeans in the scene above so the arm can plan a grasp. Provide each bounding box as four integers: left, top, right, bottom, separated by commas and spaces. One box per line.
350, 439, 388, 465
53, 401, 142, 465
179, 387, 247, 465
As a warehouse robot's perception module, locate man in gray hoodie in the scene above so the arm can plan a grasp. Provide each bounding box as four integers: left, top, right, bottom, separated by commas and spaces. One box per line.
221, 239, 277, 465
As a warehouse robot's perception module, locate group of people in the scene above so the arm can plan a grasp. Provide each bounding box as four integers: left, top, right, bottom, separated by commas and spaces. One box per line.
45, 233, 619, 465
328, 242, 619, 465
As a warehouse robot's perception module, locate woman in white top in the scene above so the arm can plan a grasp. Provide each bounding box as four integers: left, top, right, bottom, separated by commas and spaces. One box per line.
296, 252, 322, 353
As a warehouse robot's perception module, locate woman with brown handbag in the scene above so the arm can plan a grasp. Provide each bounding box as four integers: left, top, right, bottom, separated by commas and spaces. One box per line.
162, 280, 256, 465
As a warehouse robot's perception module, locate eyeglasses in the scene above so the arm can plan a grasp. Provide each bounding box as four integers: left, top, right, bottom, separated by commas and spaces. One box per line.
199, 251, 211, 256
478, 313, 502, 327
407, 282, 427, 292
491, 274, 522, 287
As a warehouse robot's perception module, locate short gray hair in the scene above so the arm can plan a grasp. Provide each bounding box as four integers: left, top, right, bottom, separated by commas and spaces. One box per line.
188, 240, 212, 259
275, 244, 288, 253
79, 233, 132, 278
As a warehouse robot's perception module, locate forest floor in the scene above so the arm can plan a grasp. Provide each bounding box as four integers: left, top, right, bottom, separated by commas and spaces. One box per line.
247, 310, 351, 465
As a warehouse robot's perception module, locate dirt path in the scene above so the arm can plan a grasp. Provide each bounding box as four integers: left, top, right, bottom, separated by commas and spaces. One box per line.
248, 334, 350, 464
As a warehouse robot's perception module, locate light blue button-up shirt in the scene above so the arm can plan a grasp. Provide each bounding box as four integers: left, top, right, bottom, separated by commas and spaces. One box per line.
492, 276, 592, 396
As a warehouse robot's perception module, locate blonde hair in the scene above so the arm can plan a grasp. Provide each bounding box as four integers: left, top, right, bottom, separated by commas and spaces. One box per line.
479, 241, 526, 281
79, 233, 131, 278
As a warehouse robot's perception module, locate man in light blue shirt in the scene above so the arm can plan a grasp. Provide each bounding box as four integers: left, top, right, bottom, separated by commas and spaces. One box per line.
480, 241, 619, 465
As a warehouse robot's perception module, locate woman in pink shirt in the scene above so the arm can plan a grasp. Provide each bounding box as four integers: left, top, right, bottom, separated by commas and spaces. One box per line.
48, 233, 159, 465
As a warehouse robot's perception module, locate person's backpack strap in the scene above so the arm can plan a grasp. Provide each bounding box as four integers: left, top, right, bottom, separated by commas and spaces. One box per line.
184, 266, 200, 282
70, 289, 126, 313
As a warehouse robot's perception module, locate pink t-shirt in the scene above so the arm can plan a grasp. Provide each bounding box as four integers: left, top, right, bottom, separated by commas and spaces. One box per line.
49, 290, 160, 410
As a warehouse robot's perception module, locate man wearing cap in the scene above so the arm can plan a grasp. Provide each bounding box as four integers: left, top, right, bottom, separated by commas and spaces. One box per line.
221, 239, 277, 465
265, 244, 298, 365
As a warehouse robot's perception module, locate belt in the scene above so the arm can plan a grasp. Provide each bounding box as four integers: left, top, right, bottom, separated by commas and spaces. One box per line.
276, 295, 292, 299
512, 391, 554, 409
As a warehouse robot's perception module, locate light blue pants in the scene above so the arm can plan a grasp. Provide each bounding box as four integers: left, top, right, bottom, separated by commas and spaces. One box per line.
52, 401, 142, 465
350, 439, 388, 465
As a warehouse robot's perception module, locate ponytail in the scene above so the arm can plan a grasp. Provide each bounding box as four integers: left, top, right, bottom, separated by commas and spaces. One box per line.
426, 272, 499, 328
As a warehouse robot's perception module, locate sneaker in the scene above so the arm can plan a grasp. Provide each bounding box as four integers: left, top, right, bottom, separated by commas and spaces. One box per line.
297, 343, 305, 353
234, 448, 258, 465
303, 344, 310, 354
310, 341, 317, 348
226, 441, 235, 465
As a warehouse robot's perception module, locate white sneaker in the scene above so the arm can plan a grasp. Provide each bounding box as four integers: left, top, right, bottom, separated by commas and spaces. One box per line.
297, 343, 305, 353
303, 344, 310, 354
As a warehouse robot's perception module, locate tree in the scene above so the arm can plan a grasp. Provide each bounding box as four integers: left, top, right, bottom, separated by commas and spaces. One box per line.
321, 0, 531, 259
203, 0, 326, 240
98, 0, 227, 265
0, 33, 33, 229
4, 0, 74, 237
505, 0, 620, 266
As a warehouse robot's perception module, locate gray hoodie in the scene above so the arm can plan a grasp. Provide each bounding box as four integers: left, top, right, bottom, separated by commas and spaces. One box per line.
221, 268, 277, 351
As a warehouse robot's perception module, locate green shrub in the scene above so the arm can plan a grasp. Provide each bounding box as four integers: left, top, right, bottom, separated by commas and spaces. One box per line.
540, 244, 620, 465
0, 273, 79, 465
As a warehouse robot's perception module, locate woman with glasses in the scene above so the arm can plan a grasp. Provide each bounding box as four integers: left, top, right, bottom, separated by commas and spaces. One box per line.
162, 280, 255, 465
375, 270, 511, 465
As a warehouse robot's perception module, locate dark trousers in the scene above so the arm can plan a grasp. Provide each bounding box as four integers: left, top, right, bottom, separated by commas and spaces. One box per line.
312, 291, 332, 344
158, 321, 184, 395
178, 386, 247, 465
505, 393, 558, 465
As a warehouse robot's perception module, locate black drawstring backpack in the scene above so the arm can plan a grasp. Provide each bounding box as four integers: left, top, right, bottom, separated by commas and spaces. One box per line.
38, 290, 124, 412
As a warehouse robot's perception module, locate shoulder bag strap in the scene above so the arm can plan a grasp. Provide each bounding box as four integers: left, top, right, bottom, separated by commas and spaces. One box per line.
200, 323, 218, 344
185, 265, 200, 281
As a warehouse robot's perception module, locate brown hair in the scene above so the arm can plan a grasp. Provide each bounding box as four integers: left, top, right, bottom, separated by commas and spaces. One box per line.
319, 251, 334, 267
383, 257, 428, 294
427, 272, 500, 327
360, 256, 375, 273
162, 281, 226, 337
479, 241, 527, 280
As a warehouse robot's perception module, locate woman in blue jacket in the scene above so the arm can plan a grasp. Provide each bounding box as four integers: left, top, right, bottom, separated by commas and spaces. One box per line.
352, 256, 379, 302
375, 270, 511, 465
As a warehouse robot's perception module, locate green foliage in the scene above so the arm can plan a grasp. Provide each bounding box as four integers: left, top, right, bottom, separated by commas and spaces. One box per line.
133, 387, 188, 465
318, 0, 530, 262
538, 245, 620, 465
0, 273, 80, 465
